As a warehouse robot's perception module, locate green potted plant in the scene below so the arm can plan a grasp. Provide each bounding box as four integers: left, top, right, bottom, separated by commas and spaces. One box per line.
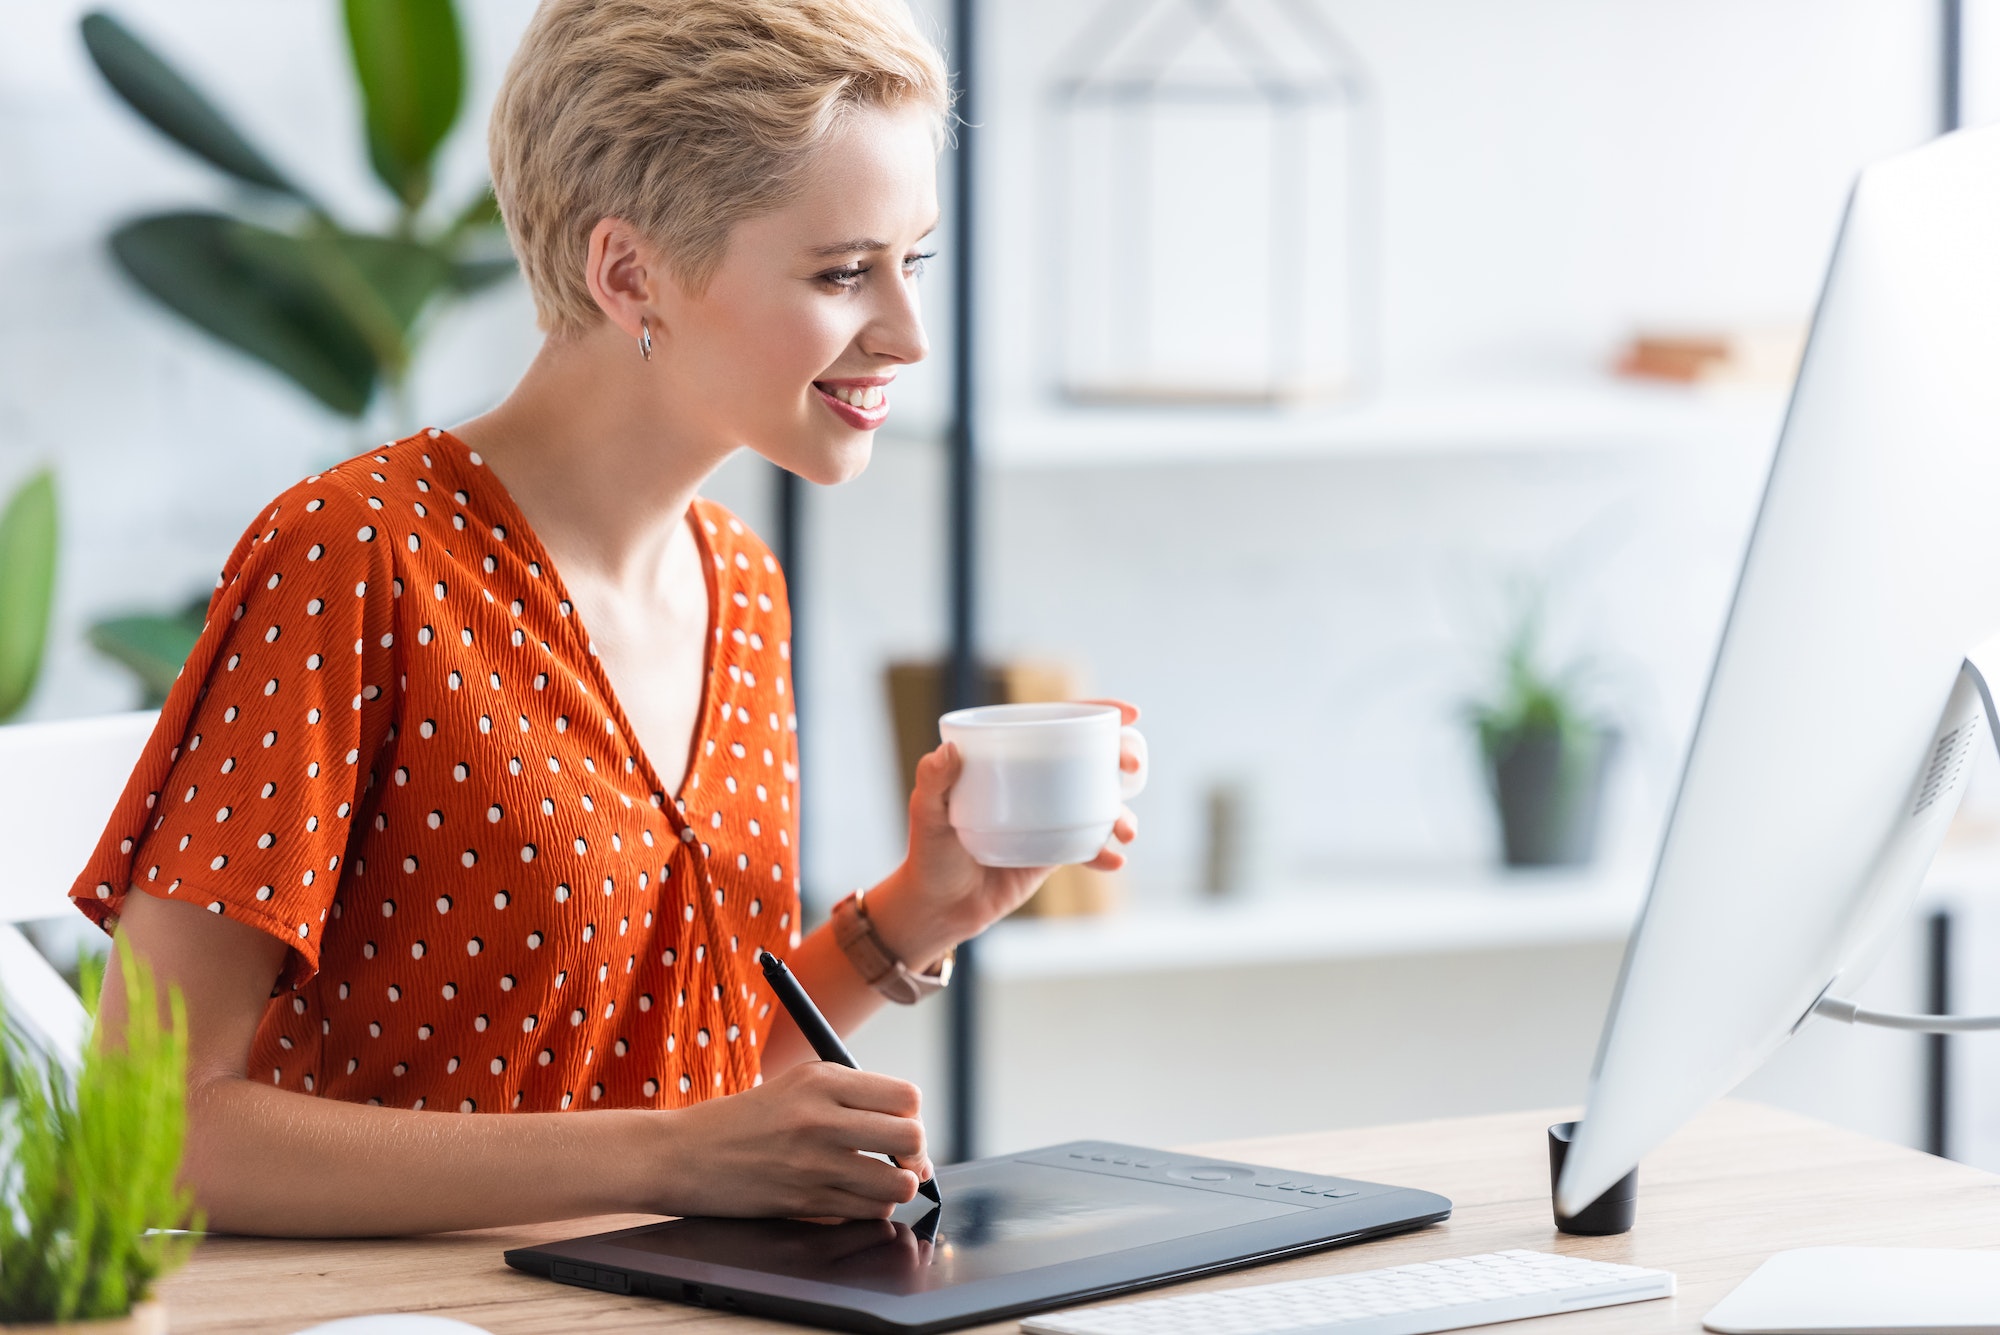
78, 0, 514, 703
1464, 596, 1617, 868
0, 948, 200, 1333
0, 468, 59, 726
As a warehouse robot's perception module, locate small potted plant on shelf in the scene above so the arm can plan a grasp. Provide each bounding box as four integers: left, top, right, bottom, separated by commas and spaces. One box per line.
0, 948, 201, 1333
1464, 595, 1617, 868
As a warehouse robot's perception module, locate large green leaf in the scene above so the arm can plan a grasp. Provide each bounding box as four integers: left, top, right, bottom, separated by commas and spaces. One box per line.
79, 12, 308, 204
320, 230, 454, 349
336, 232, 454, 328
0, 469, 58, 723
440, 188, 517, 294
87, 609, 205, 708
110, 212, 378, 417
441, 186, 502, 245
231, 226, 446, 378
343, 0, 464, 211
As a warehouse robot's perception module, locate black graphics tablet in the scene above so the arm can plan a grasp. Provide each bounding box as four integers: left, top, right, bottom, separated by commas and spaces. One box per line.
504, 1140, 1451, 1333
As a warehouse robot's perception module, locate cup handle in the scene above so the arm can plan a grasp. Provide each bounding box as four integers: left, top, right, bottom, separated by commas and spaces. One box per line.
1119, 726, 1149, 801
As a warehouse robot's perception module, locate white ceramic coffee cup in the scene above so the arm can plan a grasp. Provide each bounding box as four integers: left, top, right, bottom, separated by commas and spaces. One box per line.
939, 703, 1149, 868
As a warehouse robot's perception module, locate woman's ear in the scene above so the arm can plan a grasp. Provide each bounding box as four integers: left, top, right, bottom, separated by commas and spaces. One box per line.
583, 217, 663, 340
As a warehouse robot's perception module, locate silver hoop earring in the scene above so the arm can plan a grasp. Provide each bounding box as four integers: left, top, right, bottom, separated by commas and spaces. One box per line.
638, 319, 653, 361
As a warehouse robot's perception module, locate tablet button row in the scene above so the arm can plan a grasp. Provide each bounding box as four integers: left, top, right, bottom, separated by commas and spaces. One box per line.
1256, 1180, 1362, 1198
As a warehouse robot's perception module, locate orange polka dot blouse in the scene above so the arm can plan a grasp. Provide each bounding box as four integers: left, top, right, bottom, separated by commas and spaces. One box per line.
71, 428, 802, 1113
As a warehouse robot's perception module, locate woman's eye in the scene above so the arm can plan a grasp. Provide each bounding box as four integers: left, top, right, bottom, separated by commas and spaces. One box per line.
819, 251, 936, 289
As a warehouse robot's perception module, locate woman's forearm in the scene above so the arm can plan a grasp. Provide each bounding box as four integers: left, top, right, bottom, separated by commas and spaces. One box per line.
186, 1075, 661, 1236
759, 910, 894, 1072
759, 865, 972, 1074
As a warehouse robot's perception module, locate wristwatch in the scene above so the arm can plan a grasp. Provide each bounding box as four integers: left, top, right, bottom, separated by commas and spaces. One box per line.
831, 888, 954, 1004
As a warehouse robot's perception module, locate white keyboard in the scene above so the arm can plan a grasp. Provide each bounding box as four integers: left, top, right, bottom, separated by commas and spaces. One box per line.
1020, 1249, 1674, 1335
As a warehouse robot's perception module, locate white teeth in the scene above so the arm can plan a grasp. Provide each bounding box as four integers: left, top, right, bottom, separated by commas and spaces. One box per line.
826, 385, 886, 411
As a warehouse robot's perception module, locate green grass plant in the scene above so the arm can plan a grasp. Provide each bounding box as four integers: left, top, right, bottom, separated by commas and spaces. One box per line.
1464, 591, 1603, 764
0, 945, 201, 1324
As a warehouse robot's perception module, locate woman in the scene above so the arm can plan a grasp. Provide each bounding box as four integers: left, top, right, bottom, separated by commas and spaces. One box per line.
72, 0, 1139, 1237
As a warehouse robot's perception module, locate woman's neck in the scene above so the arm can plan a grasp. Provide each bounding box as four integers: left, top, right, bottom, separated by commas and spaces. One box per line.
450, 324, 733, 601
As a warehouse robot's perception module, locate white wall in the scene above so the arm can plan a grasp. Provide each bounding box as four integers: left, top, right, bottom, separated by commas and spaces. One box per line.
980, 0, 1939, 399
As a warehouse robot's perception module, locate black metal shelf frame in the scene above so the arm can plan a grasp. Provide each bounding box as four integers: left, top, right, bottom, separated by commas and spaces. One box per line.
942, 0, 985, 1167
1925, 0, 1964, 1162
772, 0, 985, 1164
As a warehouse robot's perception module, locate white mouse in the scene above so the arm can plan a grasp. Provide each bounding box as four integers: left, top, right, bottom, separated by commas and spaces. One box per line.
290, 1317, 493, 1335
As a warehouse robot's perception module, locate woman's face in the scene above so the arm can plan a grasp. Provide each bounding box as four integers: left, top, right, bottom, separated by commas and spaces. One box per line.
652, 102, 939, 486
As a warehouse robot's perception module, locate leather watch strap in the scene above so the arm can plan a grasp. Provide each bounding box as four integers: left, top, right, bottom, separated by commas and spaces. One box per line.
832, 890, 953, 1004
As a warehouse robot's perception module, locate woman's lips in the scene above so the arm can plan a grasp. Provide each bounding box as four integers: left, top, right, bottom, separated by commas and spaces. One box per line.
813, 381, 891, 430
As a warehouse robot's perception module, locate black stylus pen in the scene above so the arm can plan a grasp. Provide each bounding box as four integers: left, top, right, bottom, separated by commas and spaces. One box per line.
759, 949, 942, 1204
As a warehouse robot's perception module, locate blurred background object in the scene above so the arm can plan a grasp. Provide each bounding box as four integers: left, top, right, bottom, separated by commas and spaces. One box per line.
1463, 582, 1617, 869
75, 2, 513, 702
1047, 0, 1372, 404
1614, 326, 1809, 386
1201, 775, 1274, 898
81, 3, 511, 420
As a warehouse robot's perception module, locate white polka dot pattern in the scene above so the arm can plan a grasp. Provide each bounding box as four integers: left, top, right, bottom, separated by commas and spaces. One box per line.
71, 430, 802, 1114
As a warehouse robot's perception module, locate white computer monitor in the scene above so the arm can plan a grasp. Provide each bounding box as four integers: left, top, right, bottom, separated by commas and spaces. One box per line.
1557, 123, 2000, 1217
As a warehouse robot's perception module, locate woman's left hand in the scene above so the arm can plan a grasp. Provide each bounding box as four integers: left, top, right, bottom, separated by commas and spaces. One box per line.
865, 700, 1142, 969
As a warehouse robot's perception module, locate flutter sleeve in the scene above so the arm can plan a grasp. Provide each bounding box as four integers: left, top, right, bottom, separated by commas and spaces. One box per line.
72, 476, 399, 989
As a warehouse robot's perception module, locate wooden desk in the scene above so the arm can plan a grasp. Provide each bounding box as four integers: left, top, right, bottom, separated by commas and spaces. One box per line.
157, 1100, 2000, 1333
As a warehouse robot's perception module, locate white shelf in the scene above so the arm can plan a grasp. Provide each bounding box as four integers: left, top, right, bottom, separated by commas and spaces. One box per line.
973, 377, 1789, 469
970, 838, 2000, 986
977, 865, 1649, 981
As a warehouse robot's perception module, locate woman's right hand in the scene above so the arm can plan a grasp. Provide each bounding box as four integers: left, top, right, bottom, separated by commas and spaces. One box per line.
651, 1060, 934, 1220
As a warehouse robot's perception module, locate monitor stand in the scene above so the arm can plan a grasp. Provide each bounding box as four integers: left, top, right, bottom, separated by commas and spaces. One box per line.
1810, 631, 2000, 1036
1697, 638, 2000, 1334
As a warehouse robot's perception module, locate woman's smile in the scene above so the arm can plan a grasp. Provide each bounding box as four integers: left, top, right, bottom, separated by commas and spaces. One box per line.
812, 375, 894, 429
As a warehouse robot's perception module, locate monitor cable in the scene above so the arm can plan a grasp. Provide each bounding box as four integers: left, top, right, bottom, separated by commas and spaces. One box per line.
1814, 996, 2000, 1033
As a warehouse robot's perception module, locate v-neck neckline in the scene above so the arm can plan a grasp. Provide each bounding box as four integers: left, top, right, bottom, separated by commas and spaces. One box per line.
425, 428, 720, 828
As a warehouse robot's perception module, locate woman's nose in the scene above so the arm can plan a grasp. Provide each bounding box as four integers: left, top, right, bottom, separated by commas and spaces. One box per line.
862, 278, 930, 366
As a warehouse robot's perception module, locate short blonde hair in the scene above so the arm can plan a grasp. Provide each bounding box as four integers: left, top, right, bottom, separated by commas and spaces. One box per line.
490, 0, 950, 338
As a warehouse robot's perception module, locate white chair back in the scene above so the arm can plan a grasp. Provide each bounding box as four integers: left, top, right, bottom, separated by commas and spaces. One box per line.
0, 710, 159, 1070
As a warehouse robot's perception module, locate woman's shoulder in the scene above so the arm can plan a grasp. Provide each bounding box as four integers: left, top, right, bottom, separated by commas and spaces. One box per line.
216, 440, 423, 571
691, 496, 786, 589
212, 433, 472, 596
